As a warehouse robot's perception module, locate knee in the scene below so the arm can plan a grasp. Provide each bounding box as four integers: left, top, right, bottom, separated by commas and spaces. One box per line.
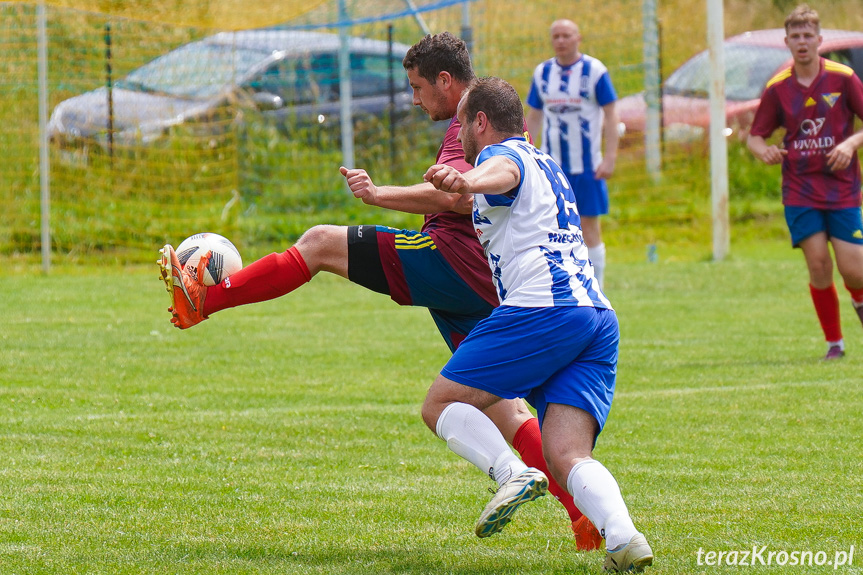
836, 261, 863, 287
421, 394, 445, 435
294, 225, 347, 275
295, 225, 336, 252
806, 256, 833, 283
482, 399, 532, 444
543, 445, 593, 490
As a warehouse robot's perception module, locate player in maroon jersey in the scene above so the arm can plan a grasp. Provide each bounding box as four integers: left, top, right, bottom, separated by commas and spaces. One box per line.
159, 32, 601, 548
748, 4, 863, 360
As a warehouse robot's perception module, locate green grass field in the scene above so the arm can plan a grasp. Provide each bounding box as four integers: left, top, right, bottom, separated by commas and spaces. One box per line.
2, 241, 863, 574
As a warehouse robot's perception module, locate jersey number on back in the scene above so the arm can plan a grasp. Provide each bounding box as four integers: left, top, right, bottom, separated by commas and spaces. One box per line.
534, 156, 580, 230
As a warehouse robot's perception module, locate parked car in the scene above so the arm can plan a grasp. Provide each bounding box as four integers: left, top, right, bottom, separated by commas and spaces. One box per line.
616, 28, 863, 141
47, 29, 415, 158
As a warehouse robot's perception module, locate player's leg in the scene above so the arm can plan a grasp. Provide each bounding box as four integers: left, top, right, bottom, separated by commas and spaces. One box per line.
429, 305, 614, 539
580, 216, 602, 247
581, 216, 606, 284
800, 231, 835, 288
826, 207, 863, 330
159, 224, 346, 329
541, 404, 653, 573
423, 278, 596, 544
538, 308, 652, 572
788, 207, 843, 358
205, 224, 348, 312
835, 239, 863, 328
486, 398, 600, 549
422, 376, 549, 538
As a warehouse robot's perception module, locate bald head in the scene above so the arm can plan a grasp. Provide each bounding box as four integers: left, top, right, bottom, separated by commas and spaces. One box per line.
551, 19, 579, 34
550, 19, 582, 66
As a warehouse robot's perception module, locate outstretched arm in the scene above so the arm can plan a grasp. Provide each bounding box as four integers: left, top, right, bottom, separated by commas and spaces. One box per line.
424, 156, 521, 197
339, 166, 472, 214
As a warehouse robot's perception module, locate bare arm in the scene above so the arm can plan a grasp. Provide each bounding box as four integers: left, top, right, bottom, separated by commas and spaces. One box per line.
339, 166, 472, 214
746, 134, 787, 165
526, 106, 544, 149
424, 156, 521, 197
595, 101, 619, 180
826, 128, 863, 171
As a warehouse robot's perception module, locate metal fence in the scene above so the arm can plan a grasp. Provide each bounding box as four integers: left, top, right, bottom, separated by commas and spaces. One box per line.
3, 0, 816, 270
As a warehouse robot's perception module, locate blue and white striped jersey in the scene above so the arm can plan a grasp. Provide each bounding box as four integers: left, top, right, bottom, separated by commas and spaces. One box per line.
526, 55, 617, 176
471, 137, 611, 309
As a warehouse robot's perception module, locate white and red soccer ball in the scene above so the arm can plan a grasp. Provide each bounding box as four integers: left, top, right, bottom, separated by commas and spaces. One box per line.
176, 233, 243, 286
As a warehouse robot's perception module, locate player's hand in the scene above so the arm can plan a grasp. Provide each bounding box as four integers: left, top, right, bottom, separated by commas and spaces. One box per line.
451, 193, 475, 214
595, 156, 616, 180
759, 145, 787, 165
340, 166, 377, 205
826, 141, 853, 171
424, 164, 469, 195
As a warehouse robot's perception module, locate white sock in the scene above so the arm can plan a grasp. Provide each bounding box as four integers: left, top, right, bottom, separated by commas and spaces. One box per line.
588, 243, 606, 288
567, 459, 637, 550
436, 402, 527, 485
828, 339, 845, 351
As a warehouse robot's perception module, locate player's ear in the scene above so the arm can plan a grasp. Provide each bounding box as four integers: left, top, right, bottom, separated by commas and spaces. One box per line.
437, 70, 453, 90
475, 110, 489, 132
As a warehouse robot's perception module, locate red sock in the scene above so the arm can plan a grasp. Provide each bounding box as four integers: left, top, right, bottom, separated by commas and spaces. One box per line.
810, 283, 842, 341
512, 418, 584, 522
845, 282, 863, 306
203, 247, 311, 317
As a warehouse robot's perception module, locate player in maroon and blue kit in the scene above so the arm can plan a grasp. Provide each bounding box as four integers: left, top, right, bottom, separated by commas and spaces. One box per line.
748, 4, 863, 360
158, 32, 601, 548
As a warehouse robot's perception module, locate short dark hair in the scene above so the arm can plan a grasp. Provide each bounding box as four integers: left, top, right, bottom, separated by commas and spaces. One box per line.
462, 77, 524, 136
402, 32, 475, 85
785, 4, 820, 33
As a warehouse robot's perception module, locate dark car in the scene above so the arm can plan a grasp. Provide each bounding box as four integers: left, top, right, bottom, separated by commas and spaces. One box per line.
616, 28, 863, 141
47, 29, 415, 158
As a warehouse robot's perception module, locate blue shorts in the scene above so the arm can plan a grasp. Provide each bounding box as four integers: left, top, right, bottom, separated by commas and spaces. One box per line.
347, 225, 495, 352
441, 305, 619, 434
567, 172, 609, 217
784, 206, 863, 247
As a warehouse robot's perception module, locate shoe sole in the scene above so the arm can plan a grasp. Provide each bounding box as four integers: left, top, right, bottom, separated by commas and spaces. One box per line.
632, 555, 654, 571
475, 475, 548, 538
604, 553, 653, 573
158, 246, 173, 295
158, 244, 198, 314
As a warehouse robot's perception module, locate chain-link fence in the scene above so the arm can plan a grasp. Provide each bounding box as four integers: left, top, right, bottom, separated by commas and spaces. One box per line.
3, 0, 861, 269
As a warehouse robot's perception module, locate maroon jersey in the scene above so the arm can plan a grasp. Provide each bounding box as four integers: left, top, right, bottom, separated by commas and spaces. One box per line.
750, 58, 863, 209
422, 118, 499, 307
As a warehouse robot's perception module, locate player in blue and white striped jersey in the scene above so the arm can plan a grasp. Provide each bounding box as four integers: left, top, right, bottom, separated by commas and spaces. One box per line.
421, 77, 652, 573
526, 19, 619, 288
468, 135, 610, 310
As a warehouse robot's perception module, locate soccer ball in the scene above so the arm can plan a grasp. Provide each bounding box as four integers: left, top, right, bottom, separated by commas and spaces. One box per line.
176, 233, 243, 286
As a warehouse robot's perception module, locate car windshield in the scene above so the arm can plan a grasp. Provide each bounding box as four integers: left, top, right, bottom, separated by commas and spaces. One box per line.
664, 44, 790, 101
116, 42, 266, 99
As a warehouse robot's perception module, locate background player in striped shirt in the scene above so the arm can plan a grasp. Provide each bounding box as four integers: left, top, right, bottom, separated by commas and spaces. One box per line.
525, 19, 620, 288
747, 4, 863, 360
423, 77, 652, 573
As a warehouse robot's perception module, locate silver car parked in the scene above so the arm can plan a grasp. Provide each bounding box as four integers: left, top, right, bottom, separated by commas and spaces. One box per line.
47, 29, 415, 156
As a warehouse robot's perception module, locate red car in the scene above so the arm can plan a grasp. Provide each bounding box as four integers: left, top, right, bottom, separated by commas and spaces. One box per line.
616, 28, 863, 141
